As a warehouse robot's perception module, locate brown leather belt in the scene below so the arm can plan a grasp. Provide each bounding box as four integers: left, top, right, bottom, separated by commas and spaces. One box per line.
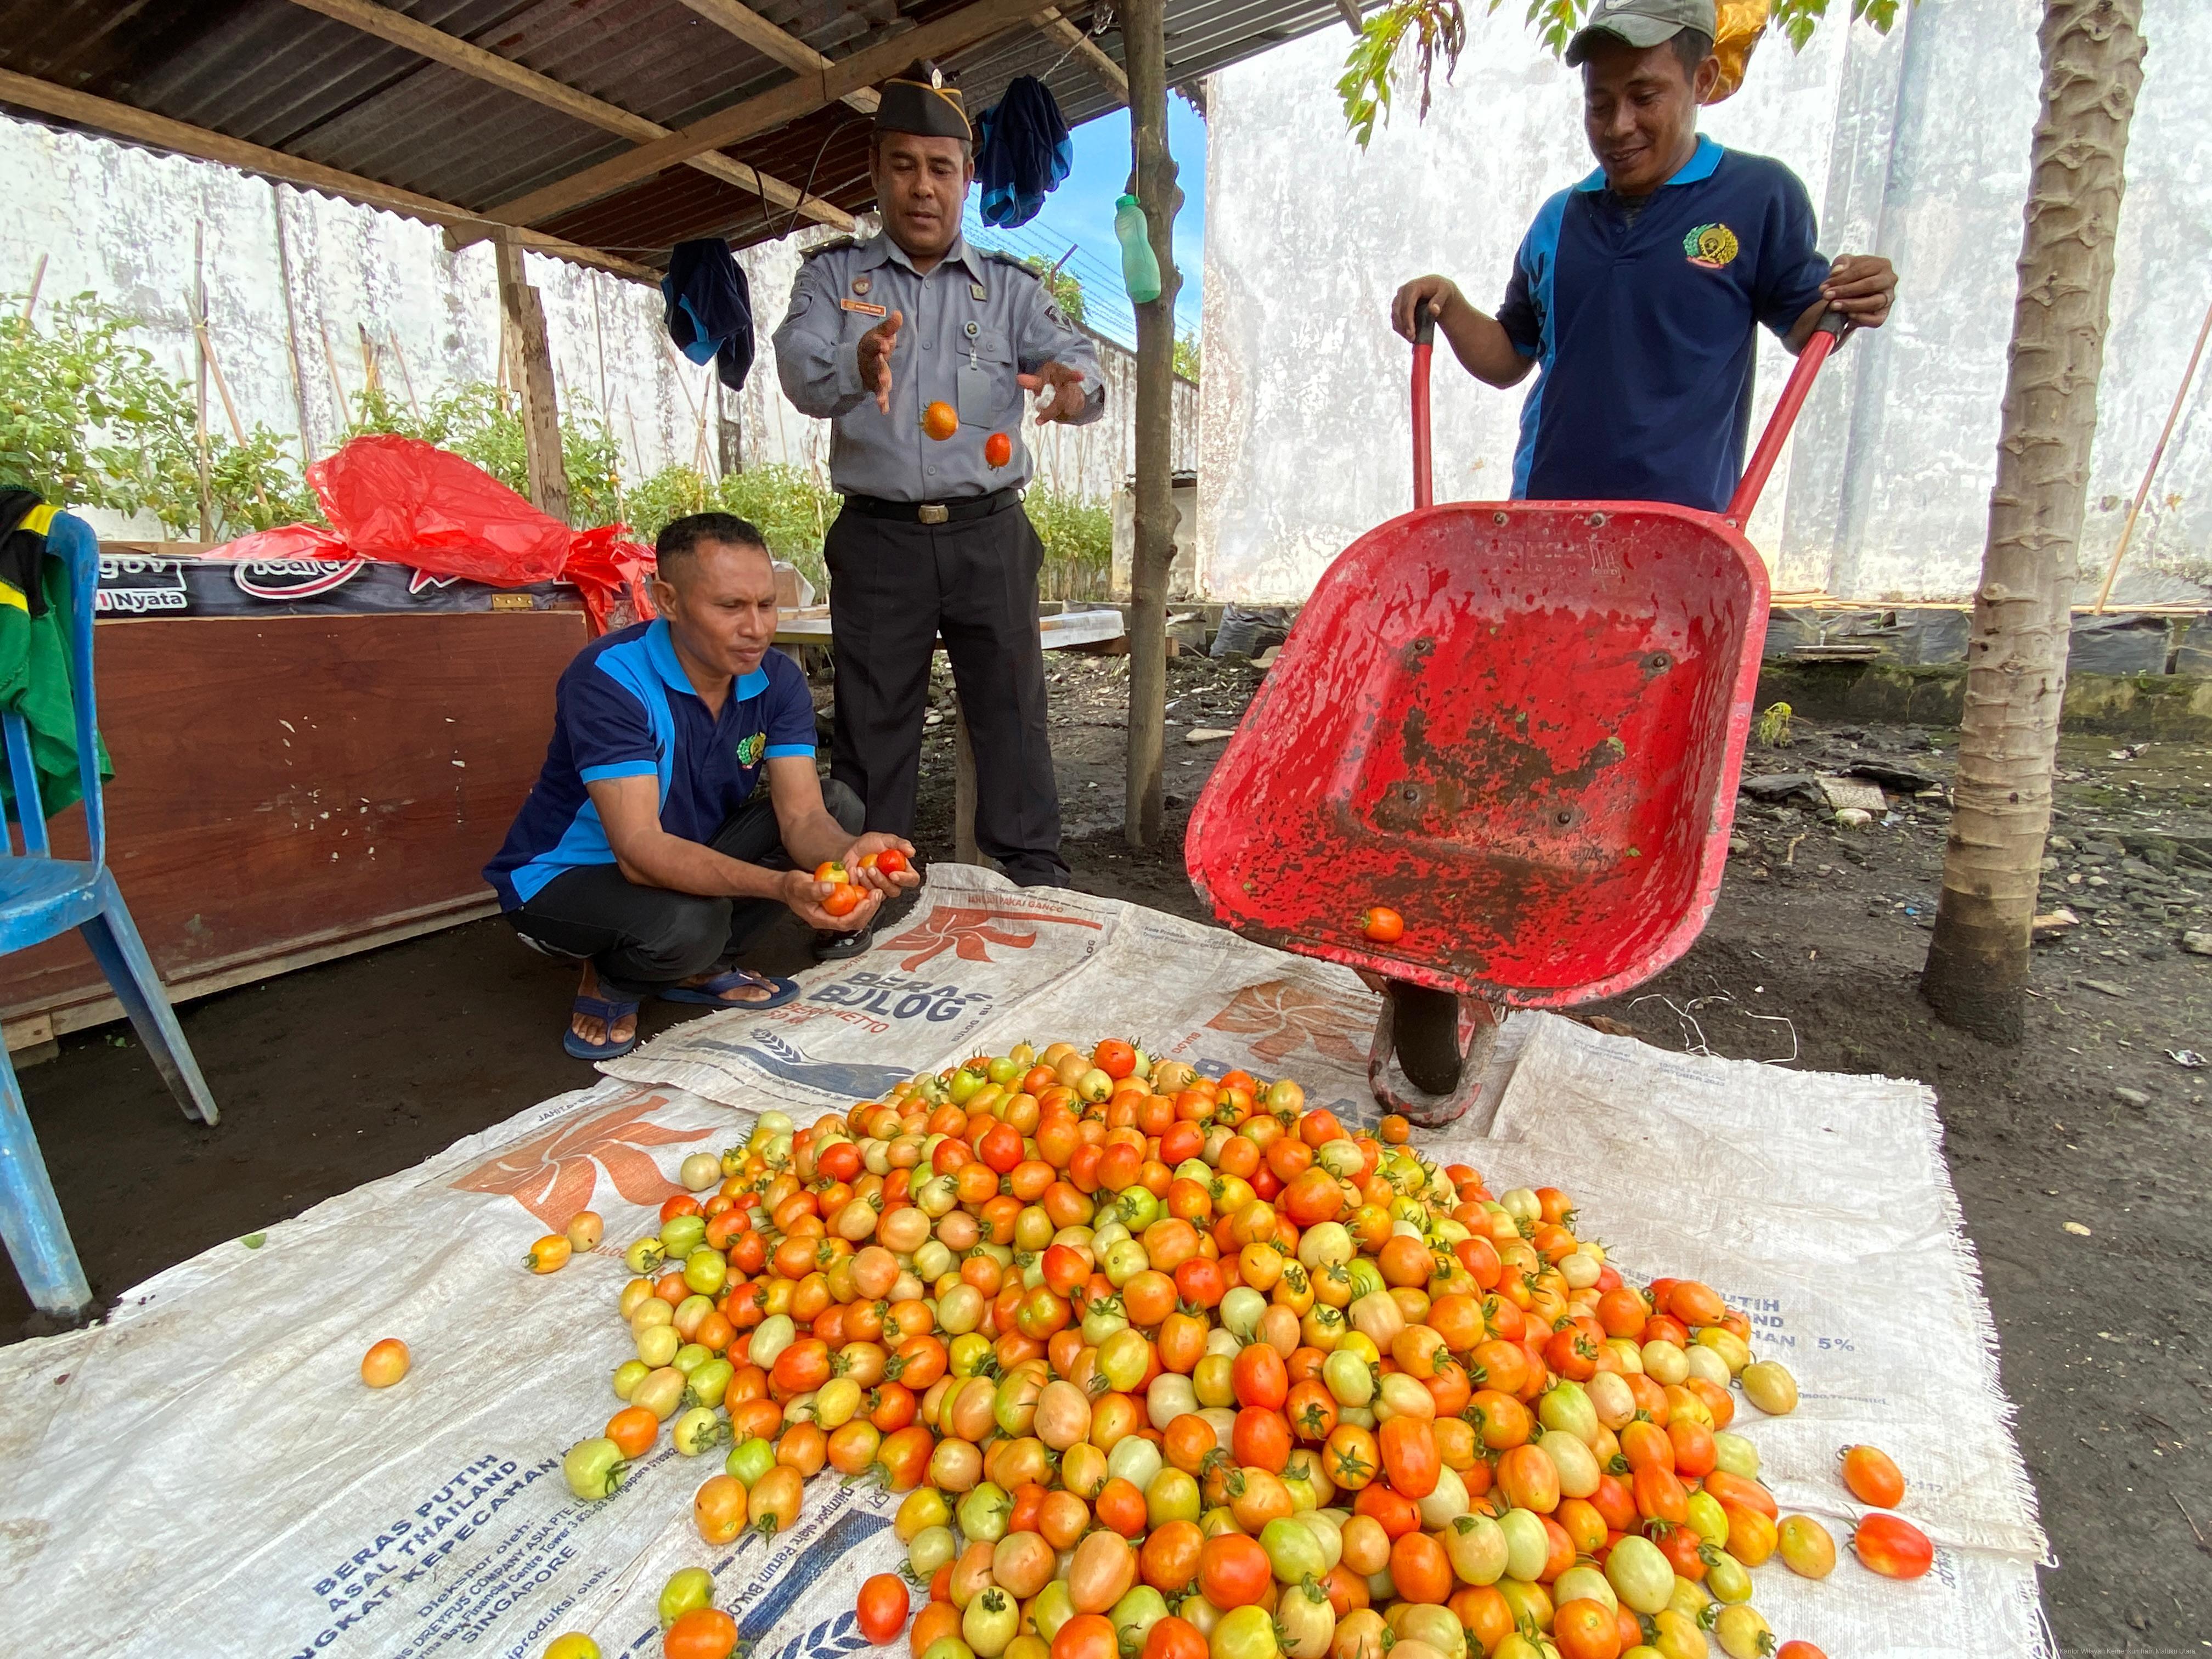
841, 488, 1019, 526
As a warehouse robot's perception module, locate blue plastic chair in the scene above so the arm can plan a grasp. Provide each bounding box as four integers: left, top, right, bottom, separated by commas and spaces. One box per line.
0, 510, 218, 1318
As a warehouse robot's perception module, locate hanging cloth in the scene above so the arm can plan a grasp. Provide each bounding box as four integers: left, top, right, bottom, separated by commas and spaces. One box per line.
975, 76, 1073, 229
662, 239, 755, 392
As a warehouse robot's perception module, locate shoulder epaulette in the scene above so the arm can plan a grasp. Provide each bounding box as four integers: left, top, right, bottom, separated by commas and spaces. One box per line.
981, 249, 1045, 280
802, 236, 858, 258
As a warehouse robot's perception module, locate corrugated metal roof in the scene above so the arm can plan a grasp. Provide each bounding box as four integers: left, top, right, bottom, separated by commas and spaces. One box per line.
0, 0, 1356, 272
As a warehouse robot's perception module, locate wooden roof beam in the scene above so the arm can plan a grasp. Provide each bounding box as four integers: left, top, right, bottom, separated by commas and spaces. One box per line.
1031, 8, 1128, 104
470, 0, 1048, 237
0, 66, 655, 280
674, 0, 880, 114
286, 0, 853, 230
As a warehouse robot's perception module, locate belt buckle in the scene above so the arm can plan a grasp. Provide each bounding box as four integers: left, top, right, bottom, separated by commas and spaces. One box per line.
918, 503, 949, 524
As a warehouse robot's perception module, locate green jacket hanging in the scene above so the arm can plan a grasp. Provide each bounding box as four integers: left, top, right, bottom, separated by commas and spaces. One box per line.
0, 493, 111, 825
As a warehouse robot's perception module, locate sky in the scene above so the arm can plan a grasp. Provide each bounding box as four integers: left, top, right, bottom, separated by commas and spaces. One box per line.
962, 95, 1207, 351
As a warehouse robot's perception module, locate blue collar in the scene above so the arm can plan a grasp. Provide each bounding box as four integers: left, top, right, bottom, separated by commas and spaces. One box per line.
646, 619, 769, 704
1575, 132, 1723, 194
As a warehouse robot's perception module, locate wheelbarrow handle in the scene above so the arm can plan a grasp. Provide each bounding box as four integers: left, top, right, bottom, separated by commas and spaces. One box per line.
1725, 308, 1849, 524
1411, 298, 1435, 511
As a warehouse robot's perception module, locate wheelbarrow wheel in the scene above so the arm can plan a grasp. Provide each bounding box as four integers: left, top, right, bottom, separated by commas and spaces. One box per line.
1386, 981, 1465, 1097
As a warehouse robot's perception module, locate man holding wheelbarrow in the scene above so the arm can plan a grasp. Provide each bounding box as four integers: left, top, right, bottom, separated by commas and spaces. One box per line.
1392, 0, 1896, 512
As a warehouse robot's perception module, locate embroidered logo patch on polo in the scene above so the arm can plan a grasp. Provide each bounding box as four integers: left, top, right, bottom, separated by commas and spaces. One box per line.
1683, 223, 1741, 269
737, 731, 766, 765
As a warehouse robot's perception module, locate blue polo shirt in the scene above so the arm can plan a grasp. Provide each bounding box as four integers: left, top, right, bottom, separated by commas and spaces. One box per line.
1495, 136, 1830, 512
485, 619, 816, 909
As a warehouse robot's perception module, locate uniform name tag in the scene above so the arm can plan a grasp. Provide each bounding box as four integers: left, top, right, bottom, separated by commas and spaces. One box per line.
840, 298, 888, 317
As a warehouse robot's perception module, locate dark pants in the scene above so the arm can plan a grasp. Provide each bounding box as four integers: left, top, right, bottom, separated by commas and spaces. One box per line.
825, 500, 1068, 886
506, 780, 864, 998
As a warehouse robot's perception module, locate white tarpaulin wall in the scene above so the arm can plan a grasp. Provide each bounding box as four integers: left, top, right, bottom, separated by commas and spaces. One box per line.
0, 865, 2047, 1657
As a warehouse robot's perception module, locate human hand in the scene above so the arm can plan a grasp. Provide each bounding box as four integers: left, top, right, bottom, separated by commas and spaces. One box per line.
1018, 360, 1089, 425
845, 833, 922, 897
857, 309, 904, 413
1391, 275, 1463, 342
1822, 256, 1896, 330
780, 867, 884, 930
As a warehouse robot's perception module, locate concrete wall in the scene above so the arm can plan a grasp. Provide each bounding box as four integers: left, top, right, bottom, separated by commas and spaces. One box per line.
1, 115, 1189, 538
1196, 0, 2212, 606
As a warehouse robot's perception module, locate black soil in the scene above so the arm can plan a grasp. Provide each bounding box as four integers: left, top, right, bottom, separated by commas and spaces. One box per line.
6, 653, 2208, 1654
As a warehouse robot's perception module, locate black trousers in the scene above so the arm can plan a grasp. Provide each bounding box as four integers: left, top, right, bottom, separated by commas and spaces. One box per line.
505, 780, 863, 998
825, 499, 1068, 885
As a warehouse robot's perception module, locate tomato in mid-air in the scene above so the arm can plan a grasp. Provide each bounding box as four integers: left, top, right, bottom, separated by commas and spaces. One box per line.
985, 431, 1013, 469
1360, 905, 1405, 943
922, 401, 960, 441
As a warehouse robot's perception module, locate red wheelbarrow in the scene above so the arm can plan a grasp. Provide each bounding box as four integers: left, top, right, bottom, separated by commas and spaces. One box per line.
1187, 303, 1846, 1125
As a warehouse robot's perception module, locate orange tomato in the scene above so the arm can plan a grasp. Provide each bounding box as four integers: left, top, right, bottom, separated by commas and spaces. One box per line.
922, 400, 959, 441
664, 1608, 739, 1659
1377, 1415, 1440, 1499
1094, 1476, 1148, 1538
1852, 1512, 1934, 1579
1142, 1519, 1205, 1591
984, 432, 1013, 469
693, 1474, 749, 1544
1143, 1617, 1207, 1659
1197, 1532, 1272, 1609
856, 1574, 910, 1645
606, 1405, 659, 1459
1361, 906, 1406, 943
1387, 1531, 1452, 1604
1840, 1443, 1906, 1508
1551, 1598, 1621, 1659
1053, 1615, 1120, 1659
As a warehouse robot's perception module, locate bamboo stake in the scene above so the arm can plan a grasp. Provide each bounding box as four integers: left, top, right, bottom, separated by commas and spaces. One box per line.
2092, 293, 2212, 613
194, 317, 270, 511
387, 325, 423, 423
193, 223, 212, 541
270, 194, 314, 465
20, 252, 47, 321
320, 323, 352, 436
357, 321, 383, 396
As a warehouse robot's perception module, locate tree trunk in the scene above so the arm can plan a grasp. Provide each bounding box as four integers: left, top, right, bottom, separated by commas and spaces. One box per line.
494, 233, 571, 523
1921, 0, 2144, 1041
1124, 0, 1182, 849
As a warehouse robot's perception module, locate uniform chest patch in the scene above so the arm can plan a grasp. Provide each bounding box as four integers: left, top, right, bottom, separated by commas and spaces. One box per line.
1683, 223, 1741, 270
840, 298, 888, 317
737, 731, 766, 766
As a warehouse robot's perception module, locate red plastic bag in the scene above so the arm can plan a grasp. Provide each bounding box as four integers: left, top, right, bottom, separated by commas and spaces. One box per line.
563, 524, 659, 634
307, 434, 572, 585
197, 522, 352, 562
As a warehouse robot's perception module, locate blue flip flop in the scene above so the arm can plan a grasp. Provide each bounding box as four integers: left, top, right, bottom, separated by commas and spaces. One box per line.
657, 966, 803, 1009
563, 994, 641, 1060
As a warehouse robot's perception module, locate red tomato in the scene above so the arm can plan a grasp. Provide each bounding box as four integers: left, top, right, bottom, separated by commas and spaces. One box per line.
1840, 1443, 1906, 1508
1360, 906, 1405, 943
1776, 1646, 1830, 1659
1197, 1533, 1272, 1609
1231, 1341, 1288, 1409
856, 1575, 910, 1645
1053, 1615, 1120, 1659
1143, 1617, 1207, 1659
985, 431, 1013, 469
875, 847, 911, 876
665, 1609, 740, 1659
1852, 1513, 1934, 1579
822, 883, 863, 917
1551, 1598, 1622, 1659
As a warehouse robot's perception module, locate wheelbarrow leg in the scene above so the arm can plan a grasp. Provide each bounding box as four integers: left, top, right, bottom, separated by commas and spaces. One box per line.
1369, 981, 1500, 1129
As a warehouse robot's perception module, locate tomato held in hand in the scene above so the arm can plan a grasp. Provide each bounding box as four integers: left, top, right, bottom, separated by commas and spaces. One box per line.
822, 883, 864, 918
985, 431, 1013, 468
1360, 906, 1404, 943
874, 847, 911, 876
923, 401, 960, 441
815, 860, 850, 885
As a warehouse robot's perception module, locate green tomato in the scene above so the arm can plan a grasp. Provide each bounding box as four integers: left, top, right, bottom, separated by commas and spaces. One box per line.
658, 1566, 714, 1629
1112, 1585, 1170, 1654
1604, 1534, 1675, 1615
1713, 1604, 1772, 1659
672, 1406, 729, 1456
1685, 1490, 1730, 1549
1031, 1581, 1075, 1644
1536, 1380, 1598, 1446
749, 1313, 796, 1370
956, 1481, 1012, 1544
1148, 1468, 1202, 1528
1344, 1259, 1384, 1301
1210, 1605, 1279, 1659
1442, 1514, 1506, 1586
1703, 1550, 1753, 1605
682, 1246, 729, 1295
1322, 1350, 1374, 1408
1260, 1516, 1326, 1583
1218, 1286, 1267, 1340
1709, 1431, 1760, 1481
949, 1333, 996, 1376
1551, 1565, 1616, 1613
963, 1587, 1019, 1658
1496, 1506, 1550, 1583
922, 1640, 974, 1659
563, 1437, 627, 1501
1102, 1239, 1150, 1286
612, 1359, 651, 1400
725, 1436, 776, 1487
623, 1237, 667, 1275
1107, 1433, 1163, 1492
988, 1055, 1023, 1085
672, 1342, 713, 1376
910, 1524, 958, 1580
1082, 1303, 1131, 1347
1116, 1187, 1162, 1232
659, 1214, 706, 1257
686, 1358, 734, 1409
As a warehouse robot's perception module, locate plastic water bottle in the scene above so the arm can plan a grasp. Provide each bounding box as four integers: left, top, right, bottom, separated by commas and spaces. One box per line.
1115, 194, 1163, 304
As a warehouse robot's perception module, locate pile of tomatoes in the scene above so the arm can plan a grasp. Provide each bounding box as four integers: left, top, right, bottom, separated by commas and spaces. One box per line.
555, 1039, 1933, 1659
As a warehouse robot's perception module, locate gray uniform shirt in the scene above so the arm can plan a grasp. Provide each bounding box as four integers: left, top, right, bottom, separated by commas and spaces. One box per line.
773, 232, 1105, 502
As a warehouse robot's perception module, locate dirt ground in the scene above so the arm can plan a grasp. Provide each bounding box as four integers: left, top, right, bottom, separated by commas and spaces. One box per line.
6, 652, 2208, 1655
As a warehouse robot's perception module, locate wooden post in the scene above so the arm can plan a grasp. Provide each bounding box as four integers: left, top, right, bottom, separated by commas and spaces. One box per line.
1123, 0, 1182, 849
494, 233, 570, 522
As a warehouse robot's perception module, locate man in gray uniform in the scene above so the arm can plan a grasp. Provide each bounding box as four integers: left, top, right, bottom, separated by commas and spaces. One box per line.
774, 61, 1103, 896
